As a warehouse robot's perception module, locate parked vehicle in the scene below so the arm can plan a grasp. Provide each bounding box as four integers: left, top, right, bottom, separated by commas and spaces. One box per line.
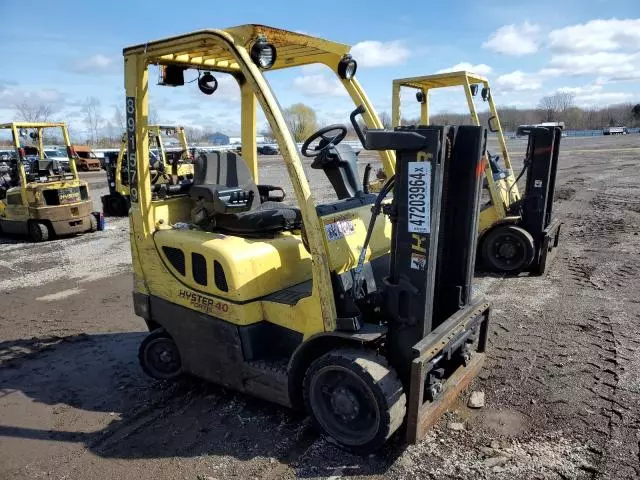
72, 145, 102, 171
603, 127, 628, 135
258, 144, 279, 155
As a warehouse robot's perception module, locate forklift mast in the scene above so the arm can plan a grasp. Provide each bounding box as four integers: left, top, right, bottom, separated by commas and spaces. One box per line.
350, 108, 487, 379
520, 126, 561, 240
518, 126, 562, 272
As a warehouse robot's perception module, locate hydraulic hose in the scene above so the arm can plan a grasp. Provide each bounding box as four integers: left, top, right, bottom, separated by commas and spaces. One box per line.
351, 174, 396, 299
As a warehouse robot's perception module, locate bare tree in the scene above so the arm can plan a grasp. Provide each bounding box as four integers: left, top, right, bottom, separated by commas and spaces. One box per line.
83, 97, 103, 146
113, 105, 126, 131
260, 127, 275, 142
14, 101, 53, 122
538, 92, 576, 122
556, 92, 575, 112
148, 107, 160, 125
538, 95, 557, 122
379, 111, 392, 129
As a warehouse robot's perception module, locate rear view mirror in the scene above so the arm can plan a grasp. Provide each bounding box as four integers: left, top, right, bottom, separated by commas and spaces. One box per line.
19, 128, 28, 138
470, 84, 479, 96
481, 87, 490, 101
158, 65, 185, 86
488, 116, 499, 133
29, 132, 39, 140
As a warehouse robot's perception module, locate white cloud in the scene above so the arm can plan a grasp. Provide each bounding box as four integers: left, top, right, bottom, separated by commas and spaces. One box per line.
555, 84, 603, 96
350, 40, 411, 67
553, 83, 632, 107
291, 74, 347, 97
436, 62, 493, 76
483, 22, 541, 56
0, 84, 63, 107
73, 54, 115, 73
547, 52, 640, 78
574, 91, 633, 106
548, 18, 640, 53
495, 70, 542, 91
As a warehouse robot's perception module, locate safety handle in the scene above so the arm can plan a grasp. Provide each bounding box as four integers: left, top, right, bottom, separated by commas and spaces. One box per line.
350, 105, 367, 148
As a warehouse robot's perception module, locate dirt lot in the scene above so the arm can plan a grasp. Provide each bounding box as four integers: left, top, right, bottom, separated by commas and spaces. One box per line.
1, 135, 639, 480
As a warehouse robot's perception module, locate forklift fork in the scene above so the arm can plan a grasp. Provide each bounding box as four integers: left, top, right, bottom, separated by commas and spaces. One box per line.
406, 297, 489, 442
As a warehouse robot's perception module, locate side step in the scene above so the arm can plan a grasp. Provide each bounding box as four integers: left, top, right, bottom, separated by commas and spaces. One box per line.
242, 359, 291, 408
406, 297, 490, 443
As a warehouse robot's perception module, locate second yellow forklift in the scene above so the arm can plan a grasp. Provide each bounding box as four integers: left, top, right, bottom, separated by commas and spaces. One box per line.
390, 71, 562, 274
101, 125, 193, 216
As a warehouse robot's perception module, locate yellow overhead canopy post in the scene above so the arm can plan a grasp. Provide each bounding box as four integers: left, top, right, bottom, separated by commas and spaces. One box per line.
241, 83, 258, 182
8, 123, 27, 200
391, 81, 401, 128
61, 125, 79, 178
420, 89, 429, 125
37, 128, 45, 159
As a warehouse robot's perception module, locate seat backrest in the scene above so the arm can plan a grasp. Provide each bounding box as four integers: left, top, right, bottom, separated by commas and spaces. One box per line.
193, 151, 260, 208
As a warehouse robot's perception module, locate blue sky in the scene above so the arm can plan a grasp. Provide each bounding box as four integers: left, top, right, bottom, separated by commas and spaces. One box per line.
1, 0, 638, 139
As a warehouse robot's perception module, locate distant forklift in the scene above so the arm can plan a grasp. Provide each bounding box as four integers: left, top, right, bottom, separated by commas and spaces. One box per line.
101, 125, 193, 216
124, 25, 489, 452
0, 122, 97, 241
390, 71, 562, 274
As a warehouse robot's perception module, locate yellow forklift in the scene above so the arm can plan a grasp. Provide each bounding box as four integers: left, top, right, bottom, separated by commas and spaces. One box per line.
101, 125, 193, 216
0, 122, 97, 241
390, 71, 562, 274
124, 25, 490, 452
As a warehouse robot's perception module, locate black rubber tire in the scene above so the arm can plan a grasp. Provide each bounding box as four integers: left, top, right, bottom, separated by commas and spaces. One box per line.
481, 224, 535, 273
108, 194, 128, 217
88, 214, 98, 232
28, 221, 49, 242
303, 349, 406, 453
138, 329, 183, 380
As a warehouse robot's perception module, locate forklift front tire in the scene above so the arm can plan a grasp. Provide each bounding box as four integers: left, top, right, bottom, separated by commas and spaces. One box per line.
28, 221, 50, 242
481, 224, 535, 273
138, 329, 183, 380
303, 349, 406, 453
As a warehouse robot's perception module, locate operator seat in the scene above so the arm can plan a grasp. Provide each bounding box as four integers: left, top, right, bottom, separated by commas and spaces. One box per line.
190, 151, 301, 236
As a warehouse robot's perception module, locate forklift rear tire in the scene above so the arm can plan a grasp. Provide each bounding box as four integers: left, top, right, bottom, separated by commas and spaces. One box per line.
303, 349, 406, 453
89, 214, 98, 232
28, 222, 50, 242
138, 329, 183, 380
481, 225, 535, 273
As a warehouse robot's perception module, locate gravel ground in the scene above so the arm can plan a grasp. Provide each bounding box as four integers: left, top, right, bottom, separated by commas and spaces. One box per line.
0, 135, 639, 479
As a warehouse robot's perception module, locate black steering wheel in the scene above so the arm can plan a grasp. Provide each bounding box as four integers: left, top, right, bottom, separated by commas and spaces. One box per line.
301, 125, 347, 158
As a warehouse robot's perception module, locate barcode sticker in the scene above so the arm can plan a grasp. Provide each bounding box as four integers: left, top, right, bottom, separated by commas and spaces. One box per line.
407, 162, 431, 233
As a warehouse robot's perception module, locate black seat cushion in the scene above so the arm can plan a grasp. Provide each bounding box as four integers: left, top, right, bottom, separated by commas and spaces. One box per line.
216, 202, 302, 235
192, 151, 301, 235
